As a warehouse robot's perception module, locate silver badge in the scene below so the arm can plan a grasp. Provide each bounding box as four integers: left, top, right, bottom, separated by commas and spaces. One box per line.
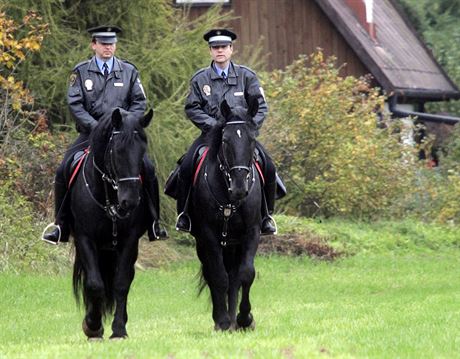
223, 207, 232, 217
203, 85, 211, 96
84, 79, 93, 91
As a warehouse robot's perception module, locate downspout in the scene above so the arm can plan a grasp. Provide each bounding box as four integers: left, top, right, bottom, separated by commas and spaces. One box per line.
389, 95, 460, 125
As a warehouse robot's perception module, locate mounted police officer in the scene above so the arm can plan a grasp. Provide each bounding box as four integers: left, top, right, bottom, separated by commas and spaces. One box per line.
174, 28, 285, 235
42, 25, 167, 244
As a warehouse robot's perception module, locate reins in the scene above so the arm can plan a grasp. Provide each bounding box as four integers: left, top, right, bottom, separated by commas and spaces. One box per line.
82, 130, 141, 241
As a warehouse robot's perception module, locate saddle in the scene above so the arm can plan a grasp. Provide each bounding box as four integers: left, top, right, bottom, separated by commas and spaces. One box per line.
164, 146, 287, 200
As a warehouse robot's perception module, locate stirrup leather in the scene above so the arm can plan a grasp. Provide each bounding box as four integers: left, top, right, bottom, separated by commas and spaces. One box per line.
41, 223, 62, 245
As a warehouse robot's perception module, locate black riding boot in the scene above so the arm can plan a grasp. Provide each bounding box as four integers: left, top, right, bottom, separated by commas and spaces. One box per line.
261, 180, 277, 235
42, 179, 70, 244
175, 176, 192, 232
146, 175, 168, 241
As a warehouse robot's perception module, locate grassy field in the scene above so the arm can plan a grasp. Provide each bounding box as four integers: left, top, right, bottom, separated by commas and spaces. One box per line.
1, 250, 460, 358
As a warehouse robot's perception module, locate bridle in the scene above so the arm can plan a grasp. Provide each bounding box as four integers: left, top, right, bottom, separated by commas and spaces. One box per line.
83, 130, 142, 239
204, 120, 257, 244
219, 121, 254, 193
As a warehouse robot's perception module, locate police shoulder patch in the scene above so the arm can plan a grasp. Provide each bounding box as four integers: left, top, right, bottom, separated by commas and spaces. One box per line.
69, 73, 77, 87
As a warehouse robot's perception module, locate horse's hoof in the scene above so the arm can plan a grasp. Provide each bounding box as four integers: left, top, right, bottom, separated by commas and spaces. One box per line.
236, 313, 256, 331
109, 335, 128, 340
214, 321, 232, 332
82, 319, 104, 339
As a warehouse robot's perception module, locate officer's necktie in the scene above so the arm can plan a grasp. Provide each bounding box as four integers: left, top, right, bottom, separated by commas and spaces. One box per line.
221, 71, 227, 81
103, 63, 109, 78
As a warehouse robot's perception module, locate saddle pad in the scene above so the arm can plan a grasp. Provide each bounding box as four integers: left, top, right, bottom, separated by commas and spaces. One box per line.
193, 147, 209, 185
68, 148, 89, 188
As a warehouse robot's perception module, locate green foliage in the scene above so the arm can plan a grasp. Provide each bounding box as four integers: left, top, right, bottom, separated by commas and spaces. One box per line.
0, 125, 71, 215
0, 184, 70, 274
397, 0, 460, 116
260, 52, 419, 219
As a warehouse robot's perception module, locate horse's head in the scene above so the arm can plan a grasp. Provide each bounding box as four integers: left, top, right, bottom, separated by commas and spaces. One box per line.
219, 96, 259, 201
98, 108, 153, 212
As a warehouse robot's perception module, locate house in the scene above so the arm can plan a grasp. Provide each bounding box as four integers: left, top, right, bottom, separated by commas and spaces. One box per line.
175, 0, 460, 127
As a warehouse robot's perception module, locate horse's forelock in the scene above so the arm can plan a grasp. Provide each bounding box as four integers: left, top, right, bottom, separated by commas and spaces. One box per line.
90, 112, 147, 151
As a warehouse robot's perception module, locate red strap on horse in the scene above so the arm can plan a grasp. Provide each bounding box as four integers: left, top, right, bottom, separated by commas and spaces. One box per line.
193, 147, 209, 186
68, 148, 89, 188
254, 160, 265, 185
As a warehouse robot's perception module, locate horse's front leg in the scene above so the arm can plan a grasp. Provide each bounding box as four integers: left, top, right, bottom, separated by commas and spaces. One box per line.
197, 239, 231, 331
75, 235, 105, 339
225, 248, 240, 330
110, 239, 139, 339
237, 227, 259, 330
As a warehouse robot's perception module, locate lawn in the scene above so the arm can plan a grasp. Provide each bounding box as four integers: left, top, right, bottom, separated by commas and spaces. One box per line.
1, 251, 459, 358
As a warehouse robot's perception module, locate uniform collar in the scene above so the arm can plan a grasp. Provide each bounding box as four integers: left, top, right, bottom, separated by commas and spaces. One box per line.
89, 56, 123, 74
210, 61, 237, 85
95, 56, 114, 74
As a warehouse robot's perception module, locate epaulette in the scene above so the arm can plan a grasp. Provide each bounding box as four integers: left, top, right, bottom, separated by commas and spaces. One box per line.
190, 67, 207, 80
119, 58, 139, 70
72, 59, 90, 71
238, 64, 257, 75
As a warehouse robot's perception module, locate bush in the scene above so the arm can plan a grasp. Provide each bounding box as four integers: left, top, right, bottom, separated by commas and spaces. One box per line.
260, 52, 419, 219
0, 184, 71, 274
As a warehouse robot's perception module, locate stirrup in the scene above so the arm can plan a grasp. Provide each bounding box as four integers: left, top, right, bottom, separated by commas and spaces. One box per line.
261, 215, 278, 236
41, 223, 61, 245
175, 212, 191, 232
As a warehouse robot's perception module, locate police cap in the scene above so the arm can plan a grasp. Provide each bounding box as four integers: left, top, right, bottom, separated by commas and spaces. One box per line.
203, 29, 237, 46
87, 25, 122, 44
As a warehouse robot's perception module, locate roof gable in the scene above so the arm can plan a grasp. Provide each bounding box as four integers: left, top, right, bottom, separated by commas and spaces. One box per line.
315, 0, 460, 100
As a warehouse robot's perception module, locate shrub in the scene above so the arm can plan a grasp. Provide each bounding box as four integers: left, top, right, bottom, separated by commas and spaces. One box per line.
260, 52, 419, 219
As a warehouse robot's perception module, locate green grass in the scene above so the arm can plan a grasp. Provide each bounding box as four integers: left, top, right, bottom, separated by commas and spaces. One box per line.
1, 252, 460, 358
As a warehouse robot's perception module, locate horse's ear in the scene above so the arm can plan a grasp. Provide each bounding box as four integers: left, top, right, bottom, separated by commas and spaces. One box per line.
112, 108, 123, 130
247, 96, 259, 118
220, 100, 232, 120
141, 109, 153, 128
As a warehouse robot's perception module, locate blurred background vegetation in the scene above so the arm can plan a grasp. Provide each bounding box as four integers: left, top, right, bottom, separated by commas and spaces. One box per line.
0, 0, 459, 273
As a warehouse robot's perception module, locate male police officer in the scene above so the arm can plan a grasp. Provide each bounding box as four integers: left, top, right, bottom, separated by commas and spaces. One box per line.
175, 28, 279, 235
42, 25, 166, 244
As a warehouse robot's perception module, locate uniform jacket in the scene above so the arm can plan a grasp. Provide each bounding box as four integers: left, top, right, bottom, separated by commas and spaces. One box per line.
185, 61, 268, 133
68, 56, 146, 133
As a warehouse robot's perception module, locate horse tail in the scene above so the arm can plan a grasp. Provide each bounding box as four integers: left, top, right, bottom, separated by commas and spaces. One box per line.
72, 249, 116, 318
72, 251, 84, 308
197, 264, 207, 296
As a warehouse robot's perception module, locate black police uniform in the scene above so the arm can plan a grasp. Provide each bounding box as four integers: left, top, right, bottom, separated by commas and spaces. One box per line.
176, 60, 277, 234
44, 55, 165, 243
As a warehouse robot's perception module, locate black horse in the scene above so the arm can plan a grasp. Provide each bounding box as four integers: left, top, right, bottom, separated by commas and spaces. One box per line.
189, 97, 262, 331
70, 108, 153, 339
